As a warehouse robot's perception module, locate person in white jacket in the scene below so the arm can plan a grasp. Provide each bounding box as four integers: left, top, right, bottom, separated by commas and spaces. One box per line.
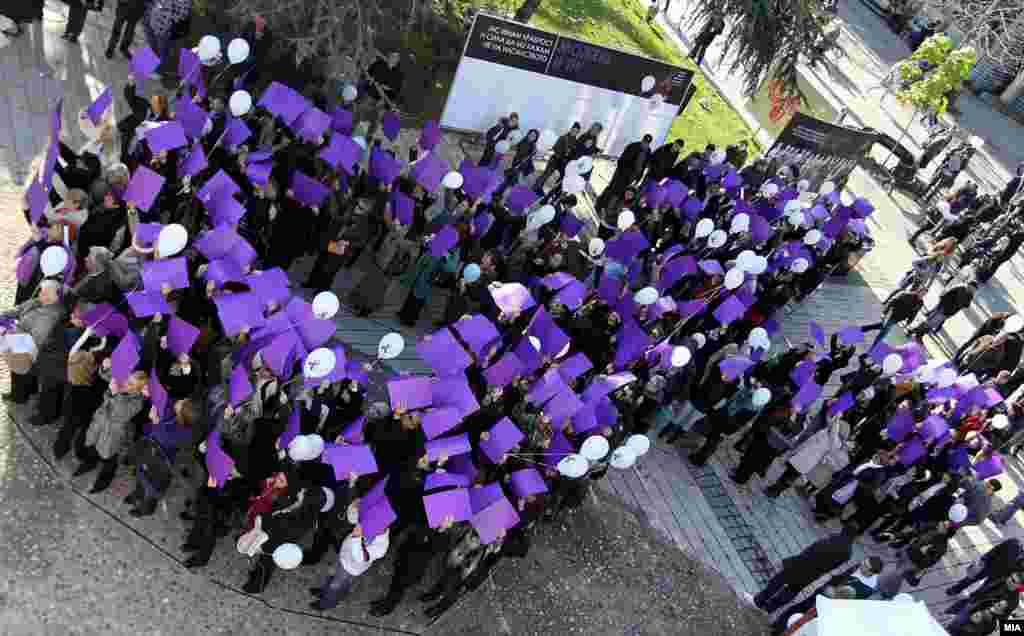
310, 500, 390, 611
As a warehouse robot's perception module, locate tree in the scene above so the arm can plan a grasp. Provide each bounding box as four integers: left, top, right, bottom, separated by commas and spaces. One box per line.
514, 0, 545, 23
895, 34, 977, 115
227, 0, 433, 86
915, 0, 1024, 105
690, 0, 836, 98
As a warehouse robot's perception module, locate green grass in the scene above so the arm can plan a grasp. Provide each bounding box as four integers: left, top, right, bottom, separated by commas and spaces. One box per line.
434, 0, 757, 151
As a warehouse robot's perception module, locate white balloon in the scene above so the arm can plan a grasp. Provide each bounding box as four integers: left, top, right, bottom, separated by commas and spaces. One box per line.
312, 291, 340, 319
40, 246, 68, 276
626, 434, 651, 457
495, 140, 511, 154
790, 258, 809, 273
937, 367, 957, 388
442, 171, 464, 189
692, 333, 707, 349
820, 181, 835, 195
575, 156, 594, 175
198, 35, 221, 63
695, 218, 715, 238
562, 174, 585, 194
304, 348, 337, 379
321, 487, 336, 512
538, 129, 558, 150
670, 346, 691, 368
557, 454, 590, 478
227, 38, 250, 65
287, 435, 315, 462
306, 433, 325, 458
610, 446, 637, 469
157, 224, 188, 257
882, 353, 903, 376
761, 183, 779, 196
617, 210, 635, 231
737, 249, 758, 271
352, 136, 367, 151
341, 84, 358, 102
804, 229, 822, 245
786, 614, 804, 629
752, 387, 772, 408
641, 75, 656, 92
893, 593, 915, 603
839, 191, 855, 207
749, 255, 768, 275
229, 90, 253, 117
730, 213, 750, 234
526, 204, 557, 232
588, 238, 605, 257
797, 179, 810, 192
634, 287, 659, 306
462, 263, 482, 283
968, 135, 984, 149
272, 543, 303, 570
708, 229, 727, 248
992, 413, 1010, 430
378, 333, 405, 360
784, 199, 803, 214
748, 327, 769, 345
787, 212, 806, 227
580, 435, 611, 461
724, 267, 744, 290
948, 503, 968, 523
1004, 315, 1024, 334
710, 150, 727, 165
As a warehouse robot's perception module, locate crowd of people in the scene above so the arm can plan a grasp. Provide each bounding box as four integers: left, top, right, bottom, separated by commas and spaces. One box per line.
3, 9, 1024, 634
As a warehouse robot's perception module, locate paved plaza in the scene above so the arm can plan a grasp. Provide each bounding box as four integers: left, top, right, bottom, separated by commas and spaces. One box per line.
4, 1, 1024, 634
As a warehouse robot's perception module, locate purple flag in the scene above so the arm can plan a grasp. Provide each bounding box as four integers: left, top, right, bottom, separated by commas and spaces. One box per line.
452, 315, 501, 357
126, 290, 171, 318
229, 364, 253, 406
196, 170, 240, 206
86, 87, 112, 125
421, 407, 463, 440
179, 142, 208, 177
206, 430, 235, 488
295, 107, 331, 143
145, 122, 188, 153
382, 111, 401, 141
483, 352, 524, 388
26, 178, 48, 224
480, 418, 524, 464
124, 166, 166, 212
166, 316, 200, 356
330, 107, 353, 135
429, 225, 460, 257
222, 118, 252, 149
141, 257, 189, 292
423, 488, 471, 528
425, 433, 472, 462
319, 134, 362, 175
369, 148, 402, 185
322, 443, 379, 478
258, 81, 307, 125
410, 151, 447, 192
419, 120, 441, 150
417, 328, 472, 377
390, 190, 413, 225
505, 185, 539, 214
387, 376, 433, 412
508, 467, 549, 498
111, 332, 140, 383
290, 172, 330, 208
129, 46, 161, 78
213, 292, 267, 336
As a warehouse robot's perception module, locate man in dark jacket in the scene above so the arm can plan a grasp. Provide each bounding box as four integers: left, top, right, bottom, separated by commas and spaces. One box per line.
645, 139, 684, 184
746, 528, 856, 613
479, 113, 519, 168
862, 289, 925, 349
946, 538, 1023, 597
908, 281, 977, 339
366, 51, 404, 105
954, 312, 1011, 366
771, 556, 884, 633
597, 134, 652, 212
999, 162, 1024, 209
725, 140, 750, 168
105, 0, 145, 58
690, 14, 725, 65
534, 122, 581, 195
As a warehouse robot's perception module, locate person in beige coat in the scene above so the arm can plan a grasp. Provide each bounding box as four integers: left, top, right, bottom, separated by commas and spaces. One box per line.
77, 368, 147, 494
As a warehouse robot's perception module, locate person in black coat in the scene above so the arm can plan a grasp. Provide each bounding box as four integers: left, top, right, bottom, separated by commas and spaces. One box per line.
946, 538, 1024, 596
749, 528, 856, 612
534, 122, 580, 194
479, 113, 519, 168
597, 134, 652, 212
954, 312, 1011, 366
908, 281, 977, 339
2, 0, 43, 36
106, 0, 145, 58
861, 289, 925, 349
645, 139, 684, 184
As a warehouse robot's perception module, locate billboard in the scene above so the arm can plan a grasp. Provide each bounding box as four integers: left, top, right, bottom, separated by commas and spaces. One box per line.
764, 112, 879, 190
441, 14, 694, 157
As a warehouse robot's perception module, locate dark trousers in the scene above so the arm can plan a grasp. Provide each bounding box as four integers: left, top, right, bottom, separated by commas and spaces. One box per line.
36, 379, 65, 424
305, 251, 344, 292
690, 34, 716, 65
534, 159, 567, 194
107, 10, 139, 54
753, 570, 801, 613
767, 464, 802, 493
10, 371, 38, 403
398, 292, 427, 327
64, 0, 87, 38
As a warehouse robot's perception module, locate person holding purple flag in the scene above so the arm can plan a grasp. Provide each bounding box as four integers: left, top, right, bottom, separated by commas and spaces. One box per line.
126, 398, 198, 516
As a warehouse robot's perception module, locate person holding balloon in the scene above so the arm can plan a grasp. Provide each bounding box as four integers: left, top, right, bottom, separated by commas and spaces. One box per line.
532, 122, 580, 196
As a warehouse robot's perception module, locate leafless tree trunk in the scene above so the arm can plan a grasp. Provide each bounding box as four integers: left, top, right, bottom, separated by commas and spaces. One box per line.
514, 0, 544, 23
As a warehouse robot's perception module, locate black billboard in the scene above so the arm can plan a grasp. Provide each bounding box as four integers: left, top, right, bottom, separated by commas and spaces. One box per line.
766, 112, 879, 189
463, 14, 694, 107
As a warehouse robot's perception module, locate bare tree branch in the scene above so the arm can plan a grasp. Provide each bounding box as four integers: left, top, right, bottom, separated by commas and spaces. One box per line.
917, 0, 1024, 67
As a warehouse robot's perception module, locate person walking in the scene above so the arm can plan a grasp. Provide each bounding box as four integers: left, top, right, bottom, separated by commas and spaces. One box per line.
596, 134, 652, 213
771, 557, 885, 633
907, 281, 978, 340
106, 0, 146, 59
744, 528, 857, 613
533, 123, 580, 195
946, 538, 1023, 597
690, 14, 725, 65
861, 289, 926, 349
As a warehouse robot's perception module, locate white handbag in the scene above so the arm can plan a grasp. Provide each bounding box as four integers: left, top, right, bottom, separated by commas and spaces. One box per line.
236, 515, 269, 557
